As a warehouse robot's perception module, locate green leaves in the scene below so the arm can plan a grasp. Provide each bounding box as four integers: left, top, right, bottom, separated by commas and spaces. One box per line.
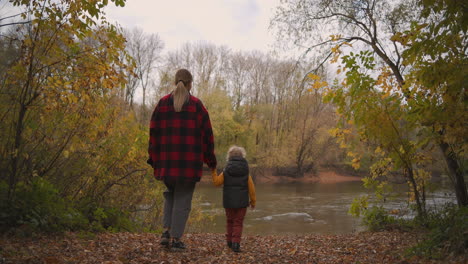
112, 0, 126, 7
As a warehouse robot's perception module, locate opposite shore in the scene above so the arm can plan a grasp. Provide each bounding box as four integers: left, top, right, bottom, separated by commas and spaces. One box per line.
201, 169, 363, 184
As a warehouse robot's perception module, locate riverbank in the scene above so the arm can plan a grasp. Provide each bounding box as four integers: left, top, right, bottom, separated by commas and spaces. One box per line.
257, 170, 362, 184
1, 231, 464, 263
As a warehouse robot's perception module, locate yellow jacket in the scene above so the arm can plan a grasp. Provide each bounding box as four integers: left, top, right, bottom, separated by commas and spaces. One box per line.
212, 170, 256, 207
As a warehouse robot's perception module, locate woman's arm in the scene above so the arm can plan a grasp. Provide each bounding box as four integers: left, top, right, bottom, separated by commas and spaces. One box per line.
200, 103, 217, 169
147, 102, 160, 166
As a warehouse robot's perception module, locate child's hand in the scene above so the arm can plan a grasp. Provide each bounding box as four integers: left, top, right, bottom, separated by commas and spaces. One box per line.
211, 168, 217, 177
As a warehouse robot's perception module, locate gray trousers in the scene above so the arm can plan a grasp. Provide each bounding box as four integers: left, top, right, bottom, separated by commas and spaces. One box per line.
163, 180, 196, 239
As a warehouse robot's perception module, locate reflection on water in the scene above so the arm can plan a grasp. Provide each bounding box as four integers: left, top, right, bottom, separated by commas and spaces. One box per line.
195, 181, 456, 235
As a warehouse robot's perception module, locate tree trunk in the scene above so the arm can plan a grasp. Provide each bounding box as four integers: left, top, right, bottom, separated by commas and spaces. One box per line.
9, 103, 26, 200
439, 141, 468, 207
407, 166, 425, 219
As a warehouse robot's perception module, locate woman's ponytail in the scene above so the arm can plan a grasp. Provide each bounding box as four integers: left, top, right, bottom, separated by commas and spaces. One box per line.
173, 80, 189, 112
173, 69, 193, 112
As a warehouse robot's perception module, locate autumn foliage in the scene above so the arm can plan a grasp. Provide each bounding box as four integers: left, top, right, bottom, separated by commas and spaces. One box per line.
0, 0, 160, 232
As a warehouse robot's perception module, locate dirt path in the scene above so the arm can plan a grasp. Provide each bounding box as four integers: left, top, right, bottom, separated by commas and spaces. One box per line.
1, 232, 464, 263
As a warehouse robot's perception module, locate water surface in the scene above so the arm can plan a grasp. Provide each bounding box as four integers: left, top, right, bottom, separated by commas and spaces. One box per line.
195, 180, 455, 235
196, 181, 366, 235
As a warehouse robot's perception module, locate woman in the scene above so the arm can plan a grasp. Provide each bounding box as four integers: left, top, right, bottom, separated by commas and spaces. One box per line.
147, 69, 217, 251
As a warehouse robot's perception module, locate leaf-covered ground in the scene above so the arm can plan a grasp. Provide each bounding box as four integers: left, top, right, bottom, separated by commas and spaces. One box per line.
0, 231, 465, 263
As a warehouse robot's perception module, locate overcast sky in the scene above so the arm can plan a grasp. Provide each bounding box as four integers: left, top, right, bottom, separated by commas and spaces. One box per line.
105, 0, 281, 54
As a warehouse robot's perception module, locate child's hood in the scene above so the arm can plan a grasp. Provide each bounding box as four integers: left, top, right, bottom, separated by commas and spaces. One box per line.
225, 157, 249, 177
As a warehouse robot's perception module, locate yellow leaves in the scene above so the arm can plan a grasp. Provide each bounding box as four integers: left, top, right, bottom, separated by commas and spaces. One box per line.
347, 151, 361, 170
374, 146, 383, 155
370, 157, 393, 179
381, 91, 391, 99
392, 24, 428, 46
331, 45, 341, 54
308, 73, 320, 80
375, 67, 397, 100
414, 169, 430, 189
68, 94, 79, 104
406, 169, 431, 202
330, 34, 342, 41
330, 45, 342, 63
351, 158, 361, 169
312, 81, 328, 90
307, 74, 328, 91
330, 55, 340, 64
398, 145, 405, 154
329, 127, 340, 137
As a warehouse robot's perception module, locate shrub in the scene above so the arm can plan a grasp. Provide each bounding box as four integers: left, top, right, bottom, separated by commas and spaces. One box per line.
0, 179, 88, 232
410, 204, 468, 259
89, 207, 136, 232
361, 206, 398, 231
0, 179, 137, 233
349, 196, 403, 231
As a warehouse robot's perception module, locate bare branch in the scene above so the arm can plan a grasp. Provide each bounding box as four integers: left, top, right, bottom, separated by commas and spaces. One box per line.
0, 12, 26, 21
0, 21, 31, 27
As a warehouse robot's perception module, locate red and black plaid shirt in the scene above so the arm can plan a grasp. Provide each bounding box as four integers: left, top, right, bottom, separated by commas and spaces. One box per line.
148, 93, 217, 182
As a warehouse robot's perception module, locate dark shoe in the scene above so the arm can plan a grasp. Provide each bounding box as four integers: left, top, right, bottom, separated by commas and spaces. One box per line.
227, 241, 232, 248
231, 242, 241, 253
171, 239, 186, 251
160, 230, 170, 246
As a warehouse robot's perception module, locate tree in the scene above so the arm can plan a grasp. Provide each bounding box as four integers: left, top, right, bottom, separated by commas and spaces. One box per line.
123, 27, 163, 109
396, 0, 468, 206
0, 0, 127, 200
227, 52, 251, 110
321, 51, 430, 218
271, 0, 419, 86
163, 42, 228, 97
0, 0, 170, 232
272, 0, 467, 207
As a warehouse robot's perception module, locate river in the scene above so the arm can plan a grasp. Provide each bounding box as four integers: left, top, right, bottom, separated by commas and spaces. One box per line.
195, 180, 455, 235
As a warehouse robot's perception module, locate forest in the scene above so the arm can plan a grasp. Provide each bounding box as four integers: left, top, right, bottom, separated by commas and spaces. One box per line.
0, 0, 466, 263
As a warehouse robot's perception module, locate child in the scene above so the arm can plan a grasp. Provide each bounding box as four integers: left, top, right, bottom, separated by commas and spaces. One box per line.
212, 146, 256, 253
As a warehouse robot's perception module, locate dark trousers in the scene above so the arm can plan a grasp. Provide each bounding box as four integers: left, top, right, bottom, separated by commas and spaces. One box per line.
163, 180, 196, 239
225, 207, 247, 243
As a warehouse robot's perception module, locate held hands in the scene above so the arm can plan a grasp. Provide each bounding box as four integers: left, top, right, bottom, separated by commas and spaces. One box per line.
211, 168, 217, 178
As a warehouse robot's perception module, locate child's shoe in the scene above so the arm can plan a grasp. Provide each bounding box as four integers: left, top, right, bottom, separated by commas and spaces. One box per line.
160, 230, 170, 246
231, 242, 241, 253
227, 241, 232, 248
171, 239, 186, 251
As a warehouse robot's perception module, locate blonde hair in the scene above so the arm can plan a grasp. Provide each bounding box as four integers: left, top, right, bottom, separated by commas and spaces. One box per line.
226, 145, 246, 161
173, 69, 193, 112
